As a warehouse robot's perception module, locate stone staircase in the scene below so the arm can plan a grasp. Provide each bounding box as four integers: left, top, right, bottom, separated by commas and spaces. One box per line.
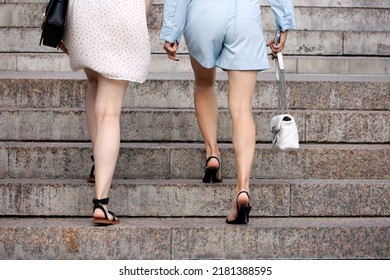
0, 0, 389, 259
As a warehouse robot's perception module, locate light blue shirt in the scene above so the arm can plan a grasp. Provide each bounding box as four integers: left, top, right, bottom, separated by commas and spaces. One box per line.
160, 0, 296, 43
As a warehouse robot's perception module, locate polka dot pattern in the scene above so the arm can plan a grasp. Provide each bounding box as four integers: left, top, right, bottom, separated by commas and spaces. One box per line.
64, 0, 151, 83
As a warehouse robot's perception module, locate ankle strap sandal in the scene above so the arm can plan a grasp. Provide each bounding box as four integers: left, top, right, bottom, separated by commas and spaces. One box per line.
92, 198, 120, 226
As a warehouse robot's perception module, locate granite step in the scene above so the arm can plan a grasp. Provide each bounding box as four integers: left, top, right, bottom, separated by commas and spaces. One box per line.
0, 142, 389, 180
0, 178, 389, 217
1, 1, 389, 74
2, 53, 390, 75
2, 28, 390, 57
2, 72, 388, 144
1, 2, 389, 32
0, 217, 389, 259
1, 72, 389, 110
0, 108, 389, 143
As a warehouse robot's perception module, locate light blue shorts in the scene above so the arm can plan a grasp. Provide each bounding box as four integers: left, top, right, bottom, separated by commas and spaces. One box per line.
183, 0, 269, 71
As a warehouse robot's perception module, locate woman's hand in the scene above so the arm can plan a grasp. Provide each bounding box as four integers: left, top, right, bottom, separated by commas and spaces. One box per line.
266, 31, 288, 59
59, 41, 68, 55
163, 41, 179, 61
145, 0, 153, 16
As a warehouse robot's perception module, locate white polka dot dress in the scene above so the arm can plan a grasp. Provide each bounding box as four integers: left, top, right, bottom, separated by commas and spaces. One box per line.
64, 0, 151, 83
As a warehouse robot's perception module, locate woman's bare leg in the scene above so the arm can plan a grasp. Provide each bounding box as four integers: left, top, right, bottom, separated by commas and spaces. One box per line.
190, 57, 221, 177
84, 69, 128, 220
226, 70, 257, 221
84, 69, 98, 153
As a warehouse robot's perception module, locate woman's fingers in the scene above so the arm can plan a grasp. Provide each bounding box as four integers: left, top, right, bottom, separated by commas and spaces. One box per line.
267, 31, 288, 59
163, 41, 179, 61
59, 41, 68, 55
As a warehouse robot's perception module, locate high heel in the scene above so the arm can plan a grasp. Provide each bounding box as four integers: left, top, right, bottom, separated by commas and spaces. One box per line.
87, 155, 95, 183
92, 198, 120, 226
226, 191, 252, 224
202, 156, 223, 183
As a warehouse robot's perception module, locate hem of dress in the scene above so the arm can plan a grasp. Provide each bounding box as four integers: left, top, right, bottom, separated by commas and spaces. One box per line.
71, 66, 147, 84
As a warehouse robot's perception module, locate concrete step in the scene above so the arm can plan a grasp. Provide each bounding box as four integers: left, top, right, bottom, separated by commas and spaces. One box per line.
0, 217, 389, 259
0, 108, 389, 143
1, 72, 389, 110
0, 142, 389, 180
2, 53, 390, 75
0, 178, 389, 217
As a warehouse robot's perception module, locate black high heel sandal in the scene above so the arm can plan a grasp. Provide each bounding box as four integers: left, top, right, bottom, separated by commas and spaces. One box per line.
226, 191, 252, 224
93, 198, 120, 226
202, 156, 223, 183
87, 155, 95, 183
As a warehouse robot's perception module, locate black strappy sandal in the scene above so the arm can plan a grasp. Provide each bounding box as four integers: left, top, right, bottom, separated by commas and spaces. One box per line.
92, 198, 120, 226
87, 155, 95, 183
202, 156, 223, 183
226, 191, 252, 224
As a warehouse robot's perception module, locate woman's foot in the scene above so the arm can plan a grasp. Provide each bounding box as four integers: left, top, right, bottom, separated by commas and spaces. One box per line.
226, 190, 251, 224
92, 198, 120, 226
202, 156, 222, 183
93, 206, 116, 220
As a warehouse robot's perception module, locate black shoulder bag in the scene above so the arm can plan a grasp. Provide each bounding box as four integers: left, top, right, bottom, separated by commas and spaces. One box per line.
39, 0, 69, 48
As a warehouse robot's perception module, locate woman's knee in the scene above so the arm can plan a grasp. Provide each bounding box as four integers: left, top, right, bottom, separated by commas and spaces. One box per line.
95, 105, 121, 123
195, 78, 215, 90
228, 102, 253, 120
194, 69, 215, 89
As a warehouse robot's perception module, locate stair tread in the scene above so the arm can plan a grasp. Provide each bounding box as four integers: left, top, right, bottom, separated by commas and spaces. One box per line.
1, 216, 388, 259
1, 70, 390, 82
1, 177, 389, 184
1, 216, 390, 228
2, 107, 390, 113
2, 141, 390, 148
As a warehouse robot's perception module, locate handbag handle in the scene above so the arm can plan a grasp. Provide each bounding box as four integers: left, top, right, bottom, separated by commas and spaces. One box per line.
274, 31, 288, 115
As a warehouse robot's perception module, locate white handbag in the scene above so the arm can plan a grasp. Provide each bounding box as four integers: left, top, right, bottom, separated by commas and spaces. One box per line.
270, 31, 299, 152
271, 114, 299, 152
